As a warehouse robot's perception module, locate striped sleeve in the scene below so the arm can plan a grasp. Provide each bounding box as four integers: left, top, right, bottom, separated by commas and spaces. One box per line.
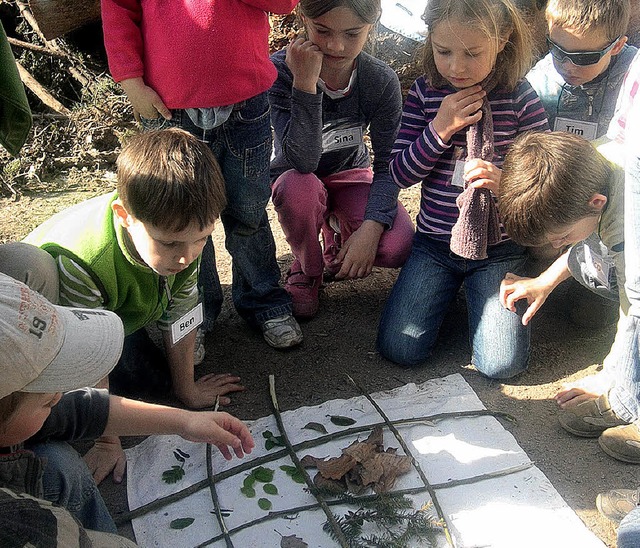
513, 80, 550, 135
390, 78, 451, 189
56, 255, 105, 309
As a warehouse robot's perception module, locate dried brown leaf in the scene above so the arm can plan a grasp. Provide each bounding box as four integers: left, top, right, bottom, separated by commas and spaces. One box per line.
343, 439, 377, 463
281, 535, 308, 548
313, 472, 347, 494
300, 454, 324, 469
317, 454, 357, 480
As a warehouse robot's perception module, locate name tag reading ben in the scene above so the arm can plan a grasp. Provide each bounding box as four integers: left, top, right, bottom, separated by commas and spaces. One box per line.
170, 302, 203, 345
554, 117, 598, 141
322, 127, 363, 152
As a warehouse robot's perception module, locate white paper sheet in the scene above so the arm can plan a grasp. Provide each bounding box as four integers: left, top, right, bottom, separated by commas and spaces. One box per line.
126, 374, 604, 548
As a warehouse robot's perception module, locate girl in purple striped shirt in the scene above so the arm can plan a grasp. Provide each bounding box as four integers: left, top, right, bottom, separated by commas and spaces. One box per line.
377, 0, 549, 378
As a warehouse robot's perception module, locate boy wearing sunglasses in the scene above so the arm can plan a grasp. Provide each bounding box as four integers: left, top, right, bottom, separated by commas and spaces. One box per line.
527, 0, 636, 141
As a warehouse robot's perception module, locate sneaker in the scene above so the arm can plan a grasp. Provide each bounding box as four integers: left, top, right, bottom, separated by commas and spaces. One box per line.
599, 421, 640, 463
596, 488, 639, 523
194, 327, 205, 365
261, 314, 303, 349
285, 260, 321, 318
558, 393, 627, 437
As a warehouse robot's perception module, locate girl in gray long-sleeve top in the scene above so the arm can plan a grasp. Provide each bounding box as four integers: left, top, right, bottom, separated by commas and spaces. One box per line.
269, 0, 414, 319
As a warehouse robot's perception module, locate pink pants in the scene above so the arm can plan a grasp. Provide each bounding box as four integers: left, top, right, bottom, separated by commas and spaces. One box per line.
271, 168, 414, 277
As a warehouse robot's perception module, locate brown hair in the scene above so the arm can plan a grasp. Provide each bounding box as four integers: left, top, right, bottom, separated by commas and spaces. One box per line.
117, 129, 227, 232
546, 0, 630, 42
0, 392, 27, 433
298, 0, 381, 52
498, 131, 612, 246
421, 0, 533, 91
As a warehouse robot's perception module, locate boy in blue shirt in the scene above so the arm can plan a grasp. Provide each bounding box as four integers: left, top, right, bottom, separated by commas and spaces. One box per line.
527, 0, 636, 140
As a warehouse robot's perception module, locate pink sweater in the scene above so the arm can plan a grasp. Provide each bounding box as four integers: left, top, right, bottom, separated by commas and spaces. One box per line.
101, 0, 298, 109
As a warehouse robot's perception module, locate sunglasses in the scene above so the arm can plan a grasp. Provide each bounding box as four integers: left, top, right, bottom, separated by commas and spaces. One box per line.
546, 36, 620, 66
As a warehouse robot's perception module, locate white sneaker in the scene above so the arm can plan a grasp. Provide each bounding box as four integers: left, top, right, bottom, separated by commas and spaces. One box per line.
261, 314, 303, 349
194, 328, 206, 365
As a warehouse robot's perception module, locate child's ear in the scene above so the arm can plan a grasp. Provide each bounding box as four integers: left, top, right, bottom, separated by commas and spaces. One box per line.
611, 36, 628, 56
112, 200, 132, 228
589, 193, 608, 212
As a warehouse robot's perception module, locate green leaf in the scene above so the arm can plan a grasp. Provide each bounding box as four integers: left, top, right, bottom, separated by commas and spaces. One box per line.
173, 450, 185, 463
280, 465, 298, 474
240, 486, 256, 498
243, 475, 256, 489
304, 421, 328, 434
169, 517, 194, 529
329, 415, 357, 426
262, 430, 273, 439
258, 498, 272, 511
291, 471, 306, 484
252, 466, 275, 483
263, 483, 278, 495
162, 465, 185, 484
265, 439, 275, 450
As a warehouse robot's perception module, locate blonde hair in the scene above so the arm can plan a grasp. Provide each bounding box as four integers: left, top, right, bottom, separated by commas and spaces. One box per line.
421, 0, 533, 91
546, 0, 630, 42
117, 128, 227, 232
499, 132, 612, 246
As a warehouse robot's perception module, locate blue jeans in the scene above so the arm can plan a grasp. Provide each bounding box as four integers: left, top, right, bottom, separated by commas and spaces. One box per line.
30, 442, 116, 533
618, 505, 640, 548
377, 233, 530, 378
609, 154, 640, 422
141, 93, 292, 328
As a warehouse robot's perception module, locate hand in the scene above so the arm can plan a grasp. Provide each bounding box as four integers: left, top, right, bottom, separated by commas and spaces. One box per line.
181, 411, 255, 460
83, 435, 126, 485
555, 387, 601, 409
120, 77, 171, 120
176, 373, 245, 409
465, 159, 501, 195
331, 221, 383, 280
432, 86, 486, 142
500, 272, 554, 326
286, 37, 323, 93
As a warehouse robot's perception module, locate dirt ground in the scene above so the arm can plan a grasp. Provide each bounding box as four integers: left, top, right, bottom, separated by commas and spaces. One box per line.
1, 180, 637, 548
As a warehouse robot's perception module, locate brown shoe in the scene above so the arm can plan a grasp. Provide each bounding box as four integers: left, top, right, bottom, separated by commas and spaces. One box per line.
596, 488, 640, 523
558, 393, 627, 437
599, 421, 640, 463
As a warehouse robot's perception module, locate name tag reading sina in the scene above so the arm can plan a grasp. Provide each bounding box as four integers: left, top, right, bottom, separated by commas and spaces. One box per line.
322, 127, 363, 152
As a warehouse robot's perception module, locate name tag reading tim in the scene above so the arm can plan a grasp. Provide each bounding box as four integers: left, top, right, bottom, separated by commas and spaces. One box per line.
170, 302, 203, 345
554, 117, 598, 141
322, 127, 363, 152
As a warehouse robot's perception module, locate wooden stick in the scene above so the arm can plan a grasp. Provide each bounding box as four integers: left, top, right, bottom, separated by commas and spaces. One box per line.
15, 0, 92, 87
7, 36, 65, 58
206, 444, 234, 548
15, 61, 70, 116
115, 409, 515, 525
268, 374, 350, 547
346, 374, 454, 547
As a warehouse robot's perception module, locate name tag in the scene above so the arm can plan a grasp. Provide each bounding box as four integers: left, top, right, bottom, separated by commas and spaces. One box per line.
554, 117, 598, 141
322, 127, 363, 152
169, 302, 203, 345
584, 244, 610, 289
451, 160, 466, 188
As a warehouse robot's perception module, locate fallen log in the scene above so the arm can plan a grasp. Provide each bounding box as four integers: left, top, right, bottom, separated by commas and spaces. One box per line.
28, 0, 101, 41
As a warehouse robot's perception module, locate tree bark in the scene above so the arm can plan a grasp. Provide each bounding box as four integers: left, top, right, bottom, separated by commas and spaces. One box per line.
28, 0, 101, 40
